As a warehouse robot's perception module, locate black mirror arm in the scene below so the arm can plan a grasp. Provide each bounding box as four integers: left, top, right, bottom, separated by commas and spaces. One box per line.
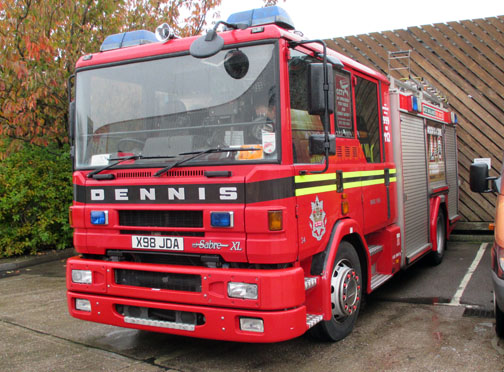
290, 40, 332, 174
476, 176, 499, 193
314, 147, 330, 174
204, 28, 217, 41
487, 176, 500, 193
207, 21, 247, 41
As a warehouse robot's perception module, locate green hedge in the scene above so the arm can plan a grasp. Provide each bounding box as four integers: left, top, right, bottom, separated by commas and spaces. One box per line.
0, 143, 73, 257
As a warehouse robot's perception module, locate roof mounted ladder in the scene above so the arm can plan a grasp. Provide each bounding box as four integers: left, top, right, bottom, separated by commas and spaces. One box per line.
388, 50, 448, 108
388, 50, 411, 77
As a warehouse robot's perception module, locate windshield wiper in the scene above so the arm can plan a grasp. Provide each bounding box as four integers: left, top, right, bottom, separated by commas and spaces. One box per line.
88, 154, 175, 179
154, 147, 260, 177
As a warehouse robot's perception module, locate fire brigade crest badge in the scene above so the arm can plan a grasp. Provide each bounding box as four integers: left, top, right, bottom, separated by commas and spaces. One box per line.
309, 196, 327, 241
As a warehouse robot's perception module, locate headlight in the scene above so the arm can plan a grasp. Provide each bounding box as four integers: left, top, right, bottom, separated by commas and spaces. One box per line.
72, 269, 92, 284
228, 282, 258, 300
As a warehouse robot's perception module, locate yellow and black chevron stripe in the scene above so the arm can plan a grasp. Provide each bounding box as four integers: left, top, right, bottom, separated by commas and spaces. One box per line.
294, 173, 338, 196
295, 169, 396, 197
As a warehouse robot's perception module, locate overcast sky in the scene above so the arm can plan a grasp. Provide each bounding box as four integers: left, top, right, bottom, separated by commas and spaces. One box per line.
218, 0, 504, 39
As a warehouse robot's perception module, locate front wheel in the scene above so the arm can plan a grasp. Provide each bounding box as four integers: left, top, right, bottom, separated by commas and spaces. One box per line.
310, 241, 362, 342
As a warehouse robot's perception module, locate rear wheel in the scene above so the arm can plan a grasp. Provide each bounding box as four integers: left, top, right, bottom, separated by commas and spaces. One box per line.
430, 210, 446, 266
310, 241, 362, 341
495, 293, 504, 338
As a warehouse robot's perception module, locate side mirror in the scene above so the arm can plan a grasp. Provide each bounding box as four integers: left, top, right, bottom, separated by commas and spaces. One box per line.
189, 30, 224, 58
309, 134, 336, 156
307, 63, 334, 115
469, 162, 498, 193
68, 100, 75, 142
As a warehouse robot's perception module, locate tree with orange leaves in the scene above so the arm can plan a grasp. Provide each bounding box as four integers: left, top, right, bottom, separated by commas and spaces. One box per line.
0, 0, 280, 149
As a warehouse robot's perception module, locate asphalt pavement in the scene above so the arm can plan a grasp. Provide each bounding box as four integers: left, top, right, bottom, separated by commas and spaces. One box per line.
371, 241, 494, 311
1, 241, 503, 371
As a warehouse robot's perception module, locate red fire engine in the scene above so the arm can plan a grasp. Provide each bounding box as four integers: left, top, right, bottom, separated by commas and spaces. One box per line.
67, 6, 460, 342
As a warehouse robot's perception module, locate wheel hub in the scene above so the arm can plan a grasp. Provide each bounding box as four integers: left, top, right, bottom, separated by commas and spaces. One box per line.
331, 261, 361, 320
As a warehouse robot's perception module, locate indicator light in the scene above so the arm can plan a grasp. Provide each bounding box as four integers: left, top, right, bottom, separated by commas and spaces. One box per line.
268, 210, 283, 231
341, 193, 349, 215
69, 207, 74, 227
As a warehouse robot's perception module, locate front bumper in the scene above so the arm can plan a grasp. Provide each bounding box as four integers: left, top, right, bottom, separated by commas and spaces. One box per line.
67, 292, 308, 342
66, 256, 309, 342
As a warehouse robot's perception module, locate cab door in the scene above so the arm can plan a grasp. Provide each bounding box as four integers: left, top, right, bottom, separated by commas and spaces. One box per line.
288, 49, 339, 260
354, 74, 390, 234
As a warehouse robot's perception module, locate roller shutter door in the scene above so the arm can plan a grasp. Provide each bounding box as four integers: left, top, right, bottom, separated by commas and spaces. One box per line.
445, 125, 459, 220
400, 113, 430, 258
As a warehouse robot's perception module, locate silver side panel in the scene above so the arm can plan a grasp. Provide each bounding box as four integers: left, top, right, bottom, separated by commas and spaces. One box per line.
444, 125, 459, 220
390, 91, 431, 265
400, 113, 430, 260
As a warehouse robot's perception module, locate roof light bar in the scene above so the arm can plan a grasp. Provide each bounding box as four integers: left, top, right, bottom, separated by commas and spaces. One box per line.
227, 6, 295, 30
100, 30, 158, 52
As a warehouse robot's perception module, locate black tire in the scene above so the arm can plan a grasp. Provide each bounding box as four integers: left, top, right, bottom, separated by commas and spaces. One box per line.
430, 210, 446, 266
310, 241, 362, 342
495, 293, 504, 338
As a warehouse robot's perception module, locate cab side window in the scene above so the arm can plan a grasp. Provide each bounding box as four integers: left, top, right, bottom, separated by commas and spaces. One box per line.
288, 50, 324, 164
355, 76, 381, 163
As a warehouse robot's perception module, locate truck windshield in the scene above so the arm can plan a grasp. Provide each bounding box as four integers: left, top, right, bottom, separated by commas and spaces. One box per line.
75, 43, 279, 169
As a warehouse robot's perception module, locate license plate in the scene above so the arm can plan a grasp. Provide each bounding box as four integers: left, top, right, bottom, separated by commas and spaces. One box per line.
132, 236, 184, 251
